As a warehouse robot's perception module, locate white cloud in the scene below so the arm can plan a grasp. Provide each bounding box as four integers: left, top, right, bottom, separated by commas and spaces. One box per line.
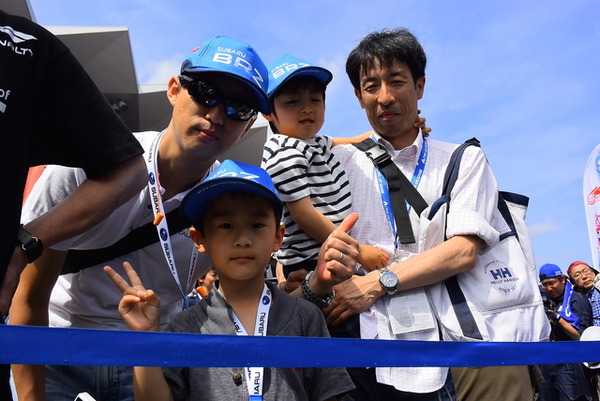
528, 219, 564, 237
140, 54, 185, 85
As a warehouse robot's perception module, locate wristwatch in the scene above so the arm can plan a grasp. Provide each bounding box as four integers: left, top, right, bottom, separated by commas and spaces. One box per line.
301, 271, 335, 310
379, 267, 399, 295
17, 226, 44, 263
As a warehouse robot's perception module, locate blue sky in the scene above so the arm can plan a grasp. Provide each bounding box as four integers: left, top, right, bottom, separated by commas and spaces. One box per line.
29, 0, 600, 272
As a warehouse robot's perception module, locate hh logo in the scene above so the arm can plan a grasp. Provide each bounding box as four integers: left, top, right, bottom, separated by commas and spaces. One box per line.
490, 267, 512, 280
486, 260, 520, 294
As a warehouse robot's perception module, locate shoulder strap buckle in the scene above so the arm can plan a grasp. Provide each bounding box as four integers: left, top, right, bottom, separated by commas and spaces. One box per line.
354, 138, 390, 167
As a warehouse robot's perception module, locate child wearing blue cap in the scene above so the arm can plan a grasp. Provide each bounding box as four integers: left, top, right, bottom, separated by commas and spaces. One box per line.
261, 55, 429, 289
261, 54, 388, 286
105, 160, 357, 401
12, 35, 275, 401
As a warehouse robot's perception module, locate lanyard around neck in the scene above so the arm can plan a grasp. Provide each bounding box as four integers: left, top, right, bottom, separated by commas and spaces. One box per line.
229, 284, 272, 400
145, 130, 198, 309
375, 137, 428, 249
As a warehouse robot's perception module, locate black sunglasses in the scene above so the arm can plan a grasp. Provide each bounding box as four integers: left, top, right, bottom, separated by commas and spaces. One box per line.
178, 75, 257, 122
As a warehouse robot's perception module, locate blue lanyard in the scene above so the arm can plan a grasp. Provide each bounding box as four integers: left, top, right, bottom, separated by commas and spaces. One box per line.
375, 137, 428, 249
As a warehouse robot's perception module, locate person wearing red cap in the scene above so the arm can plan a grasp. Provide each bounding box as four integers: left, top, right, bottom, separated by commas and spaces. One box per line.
568, 261, 600, 401
568, 261, 600, 327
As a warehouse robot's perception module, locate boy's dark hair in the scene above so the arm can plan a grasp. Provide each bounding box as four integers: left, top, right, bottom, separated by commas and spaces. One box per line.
345, 28, 427, 91
193, 192, 283, 234
268, 76, 327, 135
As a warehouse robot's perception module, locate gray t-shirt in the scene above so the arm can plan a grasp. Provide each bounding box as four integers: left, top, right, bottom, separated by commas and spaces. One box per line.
163, 282, 354, 401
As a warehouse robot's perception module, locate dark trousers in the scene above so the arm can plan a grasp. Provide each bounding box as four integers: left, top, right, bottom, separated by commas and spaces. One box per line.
1, 364, 12, 401
539, 363, 591, 401
1, 321, 13, 401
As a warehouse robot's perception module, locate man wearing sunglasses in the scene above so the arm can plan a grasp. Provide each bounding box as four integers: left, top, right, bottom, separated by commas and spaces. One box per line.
10, 36, 271, 401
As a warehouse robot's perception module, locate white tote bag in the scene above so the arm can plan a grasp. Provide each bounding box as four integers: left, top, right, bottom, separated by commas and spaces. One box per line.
419, 139, 550, 342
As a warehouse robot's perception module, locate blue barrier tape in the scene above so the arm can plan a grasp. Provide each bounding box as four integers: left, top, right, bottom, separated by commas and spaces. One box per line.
2, 325, 600, 367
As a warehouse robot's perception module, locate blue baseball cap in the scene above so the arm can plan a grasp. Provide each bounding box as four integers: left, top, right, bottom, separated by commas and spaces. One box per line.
539, 263, 563, 281
180, 160, 282, 226
180, 36, 271, 114
267, 54, 333, 97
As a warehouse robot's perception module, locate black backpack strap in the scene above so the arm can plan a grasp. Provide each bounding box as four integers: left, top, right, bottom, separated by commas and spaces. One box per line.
497, 191, 528, 241
442, 137, 481, 206
353, 138, 428, 244
61, 208, 190, 274
440, 137, 484, 340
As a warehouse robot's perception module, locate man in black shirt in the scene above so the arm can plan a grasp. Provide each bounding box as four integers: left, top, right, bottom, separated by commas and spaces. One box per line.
0, 10, 146, 400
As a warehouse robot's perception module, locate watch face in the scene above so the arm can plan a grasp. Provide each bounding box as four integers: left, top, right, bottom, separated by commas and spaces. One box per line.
381, 271, 398, 288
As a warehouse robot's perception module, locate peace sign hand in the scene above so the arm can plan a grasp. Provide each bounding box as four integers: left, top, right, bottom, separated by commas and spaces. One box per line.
104, 261, 161, 332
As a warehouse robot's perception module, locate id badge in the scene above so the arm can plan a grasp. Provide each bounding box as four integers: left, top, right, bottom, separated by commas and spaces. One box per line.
385, 288, 435, 334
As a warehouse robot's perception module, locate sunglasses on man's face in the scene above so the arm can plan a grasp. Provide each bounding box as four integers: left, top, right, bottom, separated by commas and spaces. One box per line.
178, 75, 257, 122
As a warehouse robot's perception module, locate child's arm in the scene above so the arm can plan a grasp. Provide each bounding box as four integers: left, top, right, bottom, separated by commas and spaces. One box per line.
359, 244, 390, 271
286, 197, 338, 244
331, 109, 432, 146
287, 198, 388, 271
330, 131, 371, 147
132, 366, 174, 401
104, 262, 174, 401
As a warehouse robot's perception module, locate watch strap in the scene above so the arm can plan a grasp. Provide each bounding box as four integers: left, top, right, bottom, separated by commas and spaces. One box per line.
17, 226, 44, 263
301, 271, 335, 310
379, 267, 399, 295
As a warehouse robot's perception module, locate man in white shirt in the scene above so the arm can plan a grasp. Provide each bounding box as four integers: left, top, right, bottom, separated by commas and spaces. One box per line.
10, 35, 272, 401
328, 28, 513, 400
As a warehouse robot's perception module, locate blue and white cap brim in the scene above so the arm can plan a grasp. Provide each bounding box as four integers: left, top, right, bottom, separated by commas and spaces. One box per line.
267, 54, 333, 97
181, 36, 271, 114
181, 160, 282, 225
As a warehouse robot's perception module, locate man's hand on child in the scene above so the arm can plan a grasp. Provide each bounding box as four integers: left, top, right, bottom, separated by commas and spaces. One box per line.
357, 244, 390, 271
313, 213, 360, 296
104, 262, 161, 332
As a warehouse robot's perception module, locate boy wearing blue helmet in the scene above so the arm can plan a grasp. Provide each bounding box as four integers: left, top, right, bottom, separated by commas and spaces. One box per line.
106, 160, 357, 401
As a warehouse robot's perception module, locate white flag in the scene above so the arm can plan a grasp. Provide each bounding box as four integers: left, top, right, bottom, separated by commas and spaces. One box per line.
584, 143, 600, 270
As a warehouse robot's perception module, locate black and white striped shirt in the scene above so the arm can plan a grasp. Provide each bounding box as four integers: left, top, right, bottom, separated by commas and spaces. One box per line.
262, 134, 352, 266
